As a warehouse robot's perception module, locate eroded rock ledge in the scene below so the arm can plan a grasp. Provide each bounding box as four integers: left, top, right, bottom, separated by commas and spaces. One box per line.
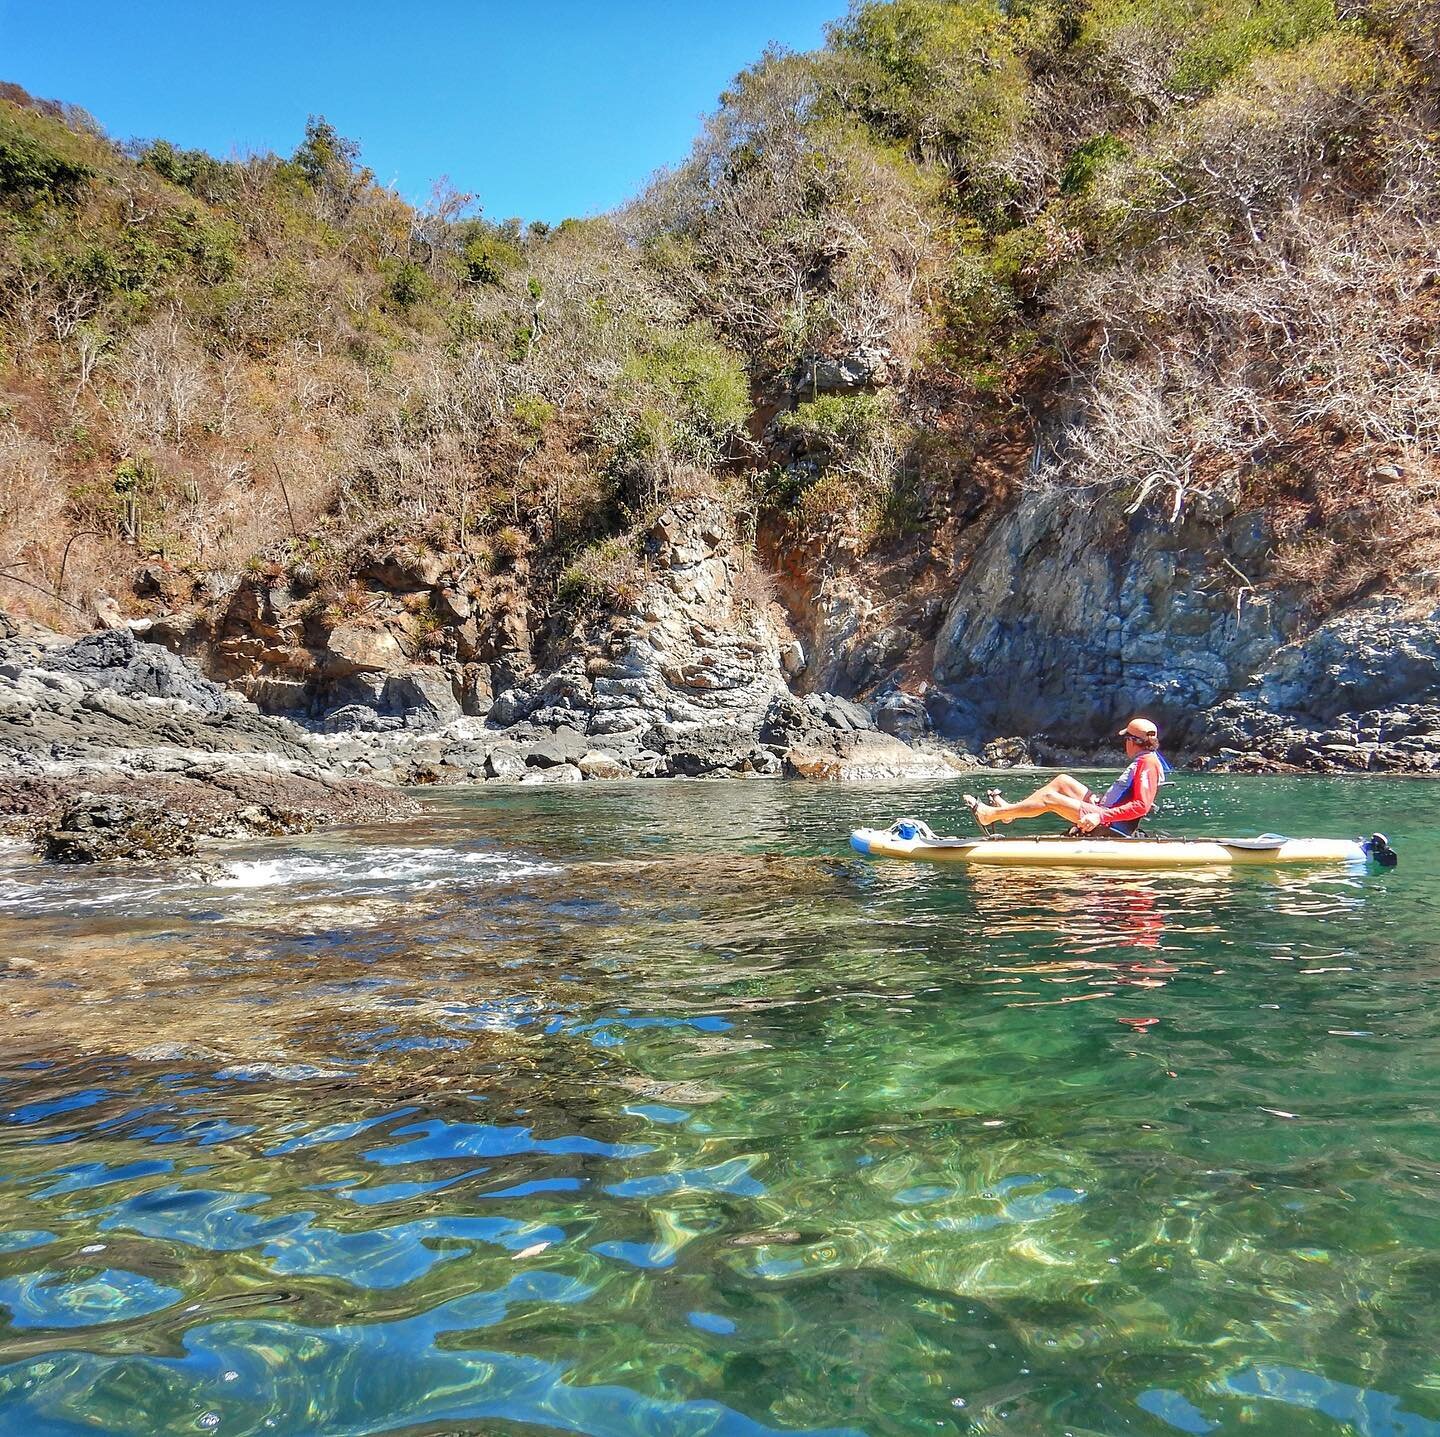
0, 624, 416, 857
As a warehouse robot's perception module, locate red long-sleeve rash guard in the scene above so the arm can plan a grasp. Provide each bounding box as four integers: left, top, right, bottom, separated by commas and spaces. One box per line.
1100, 752, 1163, 827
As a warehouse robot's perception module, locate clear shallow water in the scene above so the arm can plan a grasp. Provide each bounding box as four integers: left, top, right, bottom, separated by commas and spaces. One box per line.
0, 774, 1437, 1436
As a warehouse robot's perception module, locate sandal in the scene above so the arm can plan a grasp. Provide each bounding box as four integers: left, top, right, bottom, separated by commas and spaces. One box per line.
962, 794, 996, 837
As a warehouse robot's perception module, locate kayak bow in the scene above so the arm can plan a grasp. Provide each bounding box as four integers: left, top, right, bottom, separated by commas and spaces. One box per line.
850, 820, 1398, 870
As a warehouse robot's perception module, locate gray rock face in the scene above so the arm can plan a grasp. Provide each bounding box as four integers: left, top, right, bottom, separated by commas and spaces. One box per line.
783, 729, 966, 781
739, 476, 1439, 769
1245, 598, 1440, 721
456, 498, 801, 777
577, 751, 629, 779
931, 494, 1289, 744
927, 492, 1440, 757
322, 704, 402, 734
524, 727, 589, 769
874, 689, 929, 741
792, 347, 891, 396
518, 761, 583, 785
759, 692, 876, 746
387, 671, 462, 729
48, 630, 247, 717
0, 626, 415, 850
484, 745, 528, 781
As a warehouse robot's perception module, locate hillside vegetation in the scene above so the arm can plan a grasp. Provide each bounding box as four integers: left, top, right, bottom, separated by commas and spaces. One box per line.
1, 0, 1436, 660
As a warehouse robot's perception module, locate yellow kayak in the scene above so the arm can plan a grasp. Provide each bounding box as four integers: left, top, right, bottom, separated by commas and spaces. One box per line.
850, 821, 1397, 870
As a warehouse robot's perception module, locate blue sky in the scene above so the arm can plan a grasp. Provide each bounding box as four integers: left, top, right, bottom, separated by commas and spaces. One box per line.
1, 1, 844, 224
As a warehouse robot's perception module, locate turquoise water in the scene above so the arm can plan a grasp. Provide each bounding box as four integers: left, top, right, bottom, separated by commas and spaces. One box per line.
0, 774, 1437, 1436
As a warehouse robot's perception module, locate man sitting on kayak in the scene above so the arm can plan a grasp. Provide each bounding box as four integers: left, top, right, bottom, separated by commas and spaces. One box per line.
964, 718, 1170, 836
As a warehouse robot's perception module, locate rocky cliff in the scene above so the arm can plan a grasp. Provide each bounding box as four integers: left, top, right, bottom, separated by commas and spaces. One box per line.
932, 492, 1440, 771
0, 493, 965, 855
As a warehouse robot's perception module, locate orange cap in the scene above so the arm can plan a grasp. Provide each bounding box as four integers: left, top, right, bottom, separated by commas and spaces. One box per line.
1119, 717, 1159, 741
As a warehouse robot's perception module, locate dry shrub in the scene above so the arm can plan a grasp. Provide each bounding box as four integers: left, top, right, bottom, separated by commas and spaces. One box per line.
626, 51, 948, 379
1033, 191, 1440, 520
730, 550, 780, 616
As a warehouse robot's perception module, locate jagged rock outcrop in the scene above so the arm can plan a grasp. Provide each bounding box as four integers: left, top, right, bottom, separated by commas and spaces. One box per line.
484, 498, 792, 764
131, 497, 969, 784
932, 492, 1291, 745
0, 624, 415, 849
922, 495, 1440, 767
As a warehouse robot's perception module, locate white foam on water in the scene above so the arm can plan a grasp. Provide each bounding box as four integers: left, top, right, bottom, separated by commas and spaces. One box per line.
213, 846, 559, 894
0, 844, 558, 916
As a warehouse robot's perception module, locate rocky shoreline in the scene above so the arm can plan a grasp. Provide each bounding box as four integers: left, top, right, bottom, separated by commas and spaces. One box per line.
6, 582, 1439, 863
0, 622, 416, 860
0, 618, 974, 861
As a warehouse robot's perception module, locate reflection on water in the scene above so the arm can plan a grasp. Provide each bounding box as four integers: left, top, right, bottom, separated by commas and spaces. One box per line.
0, 776, 1438, 1436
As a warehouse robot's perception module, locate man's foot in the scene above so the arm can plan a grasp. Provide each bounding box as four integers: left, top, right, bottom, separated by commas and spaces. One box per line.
963, 794, 998, 830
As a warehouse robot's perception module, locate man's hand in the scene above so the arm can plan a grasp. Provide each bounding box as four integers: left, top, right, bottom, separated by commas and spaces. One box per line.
1075, 810, 1101, 834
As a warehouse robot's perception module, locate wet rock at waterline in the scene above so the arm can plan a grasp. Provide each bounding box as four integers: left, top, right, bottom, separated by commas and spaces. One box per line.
0, 625, 416, 855
36, 794, 196, 864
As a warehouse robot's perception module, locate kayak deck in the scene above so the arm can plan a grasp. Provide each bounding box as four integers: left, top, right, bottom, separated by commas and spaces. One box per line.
850, 826, 1376, 869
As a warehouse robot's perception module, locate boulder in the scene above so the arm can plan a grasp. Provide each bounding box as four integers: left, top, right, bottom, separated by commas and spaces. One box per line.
759, 693, 822, 747
321, 704, 402, 734
37, 794, 196, 863
792, 349, 888, 396
461, 664, 494, 719
578, 751, 631, 779
805, 693, 876, 732
783, 731, 962, 781
981, 736, 1032, 767
874, 690, 930, 742
388, 670, 462, 729
49, 630, 243, 716
437, 741, 493, 779
435, 586, 472, 624
589, 706, 650, 736
525, 726, 590, 768
360, 546, 448, 590
323, 624, 405, 679
519, 762, 583, 785
488, 686, 534, 727
657, 721, 757, 776
484, 745, 528, 781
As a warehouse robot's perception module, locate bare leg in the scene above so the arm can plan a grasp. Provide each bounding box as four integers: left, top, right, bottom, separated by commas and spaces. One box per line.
969, 775, 1091, 828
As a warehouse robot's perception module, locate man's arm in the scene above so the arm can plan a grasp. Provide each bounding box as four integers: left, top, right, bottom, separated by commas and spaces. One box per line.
1099, 755, 1161, 826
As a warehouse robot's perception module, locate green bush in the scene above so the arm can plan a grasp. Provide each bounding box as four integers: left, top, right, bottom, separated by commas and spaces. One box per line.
1172, 0, 1337, 94
510, 393, 555, 436
137, 139, 238, 204
558, 534, 639, 611
832, 0, 1027, 160
0, 111, 92, 201
1077, 0, 1339, 97
777, 391, 891, 456
621, 324, 750, 455
456, 221, 523, 284
1060, 134, 1131, 196
386, 260, 433, 309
